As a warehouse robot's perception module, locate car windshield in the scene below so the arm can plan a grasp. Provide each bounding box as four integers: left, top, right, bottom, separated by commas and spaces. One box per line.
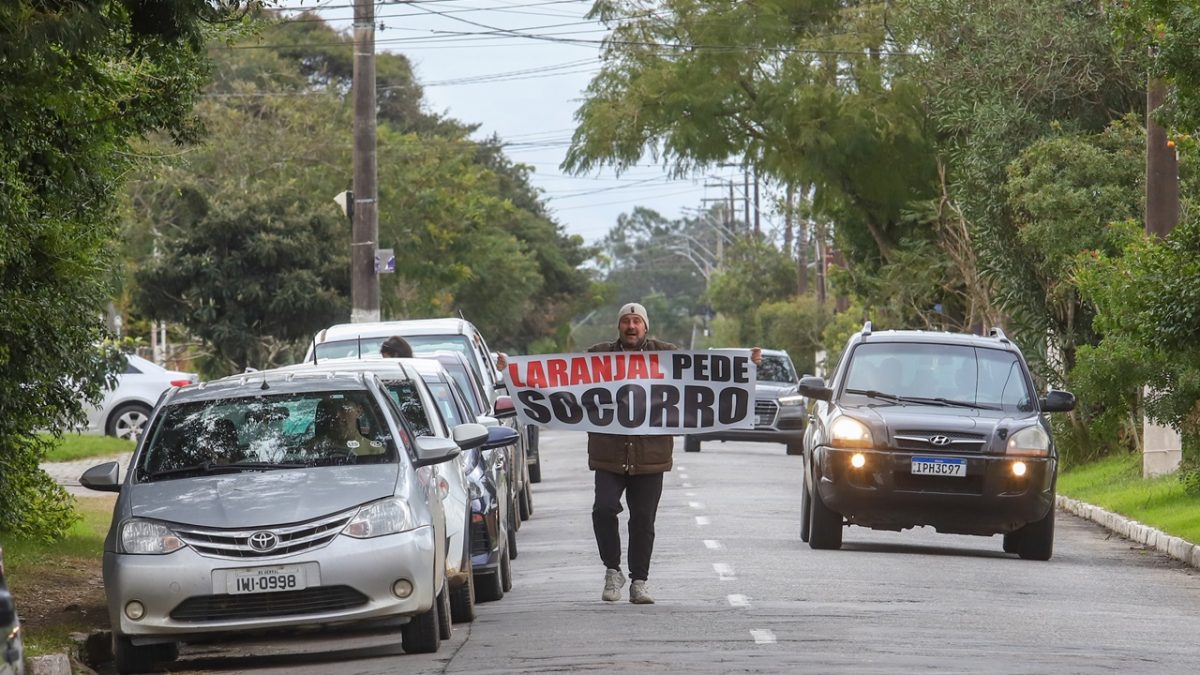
758, 354, 797, 384
135, 390, 398, 482
841, 342, 1034, 412
313, 337, 388, 360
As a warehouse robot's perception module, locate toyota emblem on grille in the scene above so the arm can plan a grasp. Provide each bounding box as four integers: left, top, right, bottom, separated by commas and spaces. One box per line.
248, 531, 278, 552
929, 435, 952, 447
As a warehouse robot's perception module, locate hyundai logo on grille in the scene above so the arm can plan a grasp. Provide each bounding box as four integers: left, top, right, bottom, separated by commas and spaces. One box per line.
929, 435, 952, 447
248, 531, 279, 552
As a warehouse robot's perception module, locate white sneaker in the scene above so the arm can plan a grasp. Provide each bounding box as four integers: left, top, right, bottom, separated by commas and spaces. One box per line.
629, 580, 655, 604
602, 568, 625, 602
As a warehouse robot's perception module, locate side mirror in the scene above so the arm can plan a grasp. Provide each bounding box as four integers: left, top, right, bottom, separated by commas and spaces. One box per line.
475, 414, 500, 428
798, 376, 833, 402
413, 436, 461, 467
481, 426, 520, 451
0, 589, 16, 627
80, 461, 121, 493
452, 423, 489, 451
1040, 389, 1076, 413
493, 395, 517, 420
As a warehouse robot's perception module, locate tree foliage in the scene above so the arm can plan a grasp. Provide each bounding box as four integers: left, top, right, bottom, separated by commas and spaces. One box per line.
0, 0, 246, 538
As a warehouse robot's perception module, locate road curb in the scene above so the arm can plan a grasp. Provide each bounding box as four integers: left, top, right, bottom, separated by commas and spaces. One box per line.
1058, 495, 1200, 569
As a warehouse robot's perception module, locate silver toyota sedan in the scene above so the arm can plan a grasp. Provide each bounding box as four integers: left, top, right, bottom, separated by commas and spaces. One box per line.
81, 371, 481, 674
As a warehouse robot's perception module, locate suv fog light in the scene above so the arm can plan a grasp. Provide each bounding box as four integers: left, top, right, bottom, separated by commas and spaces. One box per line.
850, 453, 866, 469
1012, 461, 1027, 477
125, 601, 146, 621
392, 579, 414, 599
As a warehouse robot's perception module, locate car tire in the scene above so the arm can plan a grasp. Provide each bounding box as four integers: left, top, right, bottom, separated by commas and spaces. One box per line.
1002, 532, 1020, 554
450, 558, 475, 623
807, 476, 843, 550
507, 510, 519, 560
528, 426, 542, 483
684, 436, 701, 453
437, 581, 453, 640
106, 402, 152, 441
519, 483, 532, 521
113, 635, 177, 674
401, 590, 442, 654
1015, 506, 1055, 561
799, 473, 812, 543
500, 541, 513, 592
786, 442, 804, 456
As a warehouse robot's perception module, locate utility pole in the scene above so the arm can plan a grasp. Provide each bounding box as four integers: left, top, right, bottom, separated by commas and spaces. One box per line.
752, 167, 760, 237
742, 166, 751, 232
1142, 73, 1181, 477
351, 0, 380, 323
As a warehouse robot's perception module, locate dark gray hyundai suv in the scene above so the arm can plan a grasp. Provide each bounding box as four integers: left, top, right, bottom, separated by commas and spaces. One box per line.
798, 322, 1075, 560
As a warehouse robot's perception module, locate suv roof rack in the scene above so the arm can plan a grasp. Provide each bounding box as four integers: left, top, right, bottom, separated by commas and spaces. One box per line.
988, 327, 1009, 343
861, 320, 873, 336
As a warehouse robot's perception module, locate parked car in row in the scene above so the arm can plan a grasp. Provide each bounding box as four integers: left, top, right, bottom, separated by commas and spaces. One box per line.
0, 546, 23, 675
798, 322, 1075, 560
81, 370, 479, 673
82, 353, 198, 440
308, 318, 538, 520
683, 348, 807, 455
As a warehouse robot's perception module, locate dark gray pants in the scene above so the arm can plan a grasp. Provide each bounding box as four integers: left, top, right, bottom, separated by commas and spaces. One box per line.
592, 470, 664, 581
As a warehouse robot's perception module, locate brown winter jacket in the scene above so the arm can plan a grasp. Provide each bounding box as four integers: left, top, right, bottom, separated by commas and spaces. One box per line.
585, 337, 679, 475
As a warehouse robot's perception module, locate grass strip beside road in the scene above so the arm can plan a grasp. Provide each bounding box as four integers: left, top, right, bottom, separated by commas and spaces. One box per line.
2, 496, 114, 658
1059, 452, 1200, 545
41, 433, 134, 463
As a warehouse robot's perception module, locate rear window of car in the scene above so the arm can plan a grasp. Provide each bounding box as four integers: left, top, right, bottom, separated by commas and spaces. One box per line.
842, 342, 1034, 412
135, 390, 399, 482
314, 337, 388, 360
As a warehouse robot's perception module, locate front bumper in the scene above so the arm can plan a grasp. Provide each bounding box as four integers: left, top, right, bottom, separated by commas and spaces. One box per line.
105, 525, 437, 643
691, 401, 805, 445
813, 446, 1056, 536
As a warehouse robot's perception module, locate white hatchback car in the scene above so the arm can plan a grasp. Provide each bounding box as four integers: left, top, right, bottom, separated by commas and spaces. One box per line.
83, 354, 198, 440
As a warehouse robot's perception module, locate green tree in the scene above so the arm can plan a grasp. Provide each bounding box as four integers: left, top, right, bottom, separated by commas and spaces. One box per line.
705, 238, 796, 342
0, 0, 248, 538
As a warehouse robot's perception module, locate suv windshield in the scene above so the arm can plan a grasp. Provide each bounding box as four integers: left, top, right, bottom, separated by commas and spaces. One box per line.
759, 354, 798, 384
842, 342, 1034, 412
135, 390, 398, 482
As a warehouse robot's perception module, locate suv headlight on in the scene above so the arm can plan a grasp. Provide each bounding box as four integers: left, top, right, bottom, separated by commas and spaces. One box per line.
120, 520, 186, 555
343, 497, 417, 539
1006, 426, 1050, 457
830, 416, 874, 449
777, 394, 806, 407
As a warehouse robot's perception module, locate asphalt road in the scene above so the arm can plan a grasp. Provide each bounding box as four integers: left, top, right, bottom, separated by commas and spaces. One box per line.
159, 430, 1200, 674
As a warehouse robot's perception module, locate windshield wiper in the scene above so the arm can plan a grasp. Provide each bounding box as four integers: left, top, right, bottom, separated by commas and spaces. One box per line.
893, 396, 1001, 410
146, 461, 305, 480
844, 388, 906, 404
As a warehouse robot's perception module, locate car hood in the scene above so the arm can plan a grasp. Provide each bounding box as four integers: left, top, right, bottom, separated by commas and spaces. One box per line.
128, 464, 400, 528
843, 404, 1039, 438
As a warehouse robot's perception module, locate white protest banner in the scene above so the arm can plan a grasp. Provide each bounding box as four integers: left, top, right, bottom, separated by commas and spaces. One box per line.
502, 350, 757, 435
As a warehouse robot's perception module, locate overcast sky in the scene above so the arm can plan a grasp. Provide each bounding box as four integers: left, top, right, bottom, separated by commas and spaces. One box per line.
278, 0, 763, 244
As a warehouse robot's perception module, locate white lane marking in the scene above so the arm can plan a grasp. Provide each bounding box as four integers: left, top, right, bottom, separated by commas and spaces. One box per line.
679, 473, 690, 480
713, 563, 736, 580
727, 594, 751, 608
688, 501, 705, 510
685, 491, 697, 497
750, 629, 776, 644
703, 539, 724, 550
677, 465, 688, 471
695, 516, 710, 526
682, 482, 694, 488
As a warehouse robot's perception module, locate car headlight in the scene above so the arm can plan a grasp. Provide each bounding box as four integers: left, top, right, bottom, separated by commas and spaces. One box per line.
343, 498, 417, 538
1006, 426, 1050, 457
121, 520, 186, 555
830, 416, 874, 449
777, 395, 806, 407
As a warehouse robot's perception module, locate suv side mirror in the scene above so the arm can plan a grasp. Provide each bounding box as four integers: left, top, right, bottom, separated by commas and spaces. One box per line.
482, 426, 520, 451
493, 395, 517, 419
1040, 389, 1076, 413
798, 376, 833, 402
413, 436, 461, 467
80, 461, 121, 492
452, 423, 489, 451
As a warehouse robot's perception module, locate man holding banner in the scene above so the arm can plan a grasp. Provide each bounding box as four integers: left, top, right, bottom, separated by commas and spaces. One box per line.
500, 302, 761, 605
